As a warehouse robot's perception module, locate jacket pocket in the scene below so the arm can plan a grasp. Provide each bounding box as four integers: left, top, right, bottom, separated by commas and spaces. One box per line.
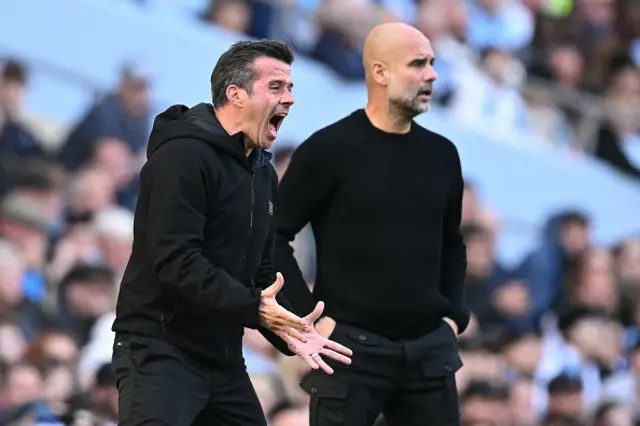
111, 335, 152, 391
300, 369, 351, 400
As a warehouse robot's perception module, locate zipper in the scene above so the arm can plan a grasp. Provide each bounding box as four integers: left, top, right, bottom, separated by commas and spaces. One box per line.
250, 171, 255, 229
241, 171, 255, 274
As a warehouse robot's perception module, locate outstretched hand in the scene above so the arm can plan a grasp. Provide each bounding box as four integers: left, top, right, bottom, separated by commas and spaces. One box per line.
259, 273, 309, 341
277, 302, 353, 375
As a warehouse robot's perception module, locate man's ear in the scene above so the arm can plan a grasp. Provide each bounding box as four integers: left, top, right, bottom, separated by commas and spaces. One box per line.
225, 85, 245, 108
372, 61, 389, 86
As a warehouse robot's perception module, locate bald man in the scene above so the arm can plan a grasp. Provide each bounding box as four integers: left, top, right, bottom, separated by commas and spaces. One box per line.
274, 23, 468, 426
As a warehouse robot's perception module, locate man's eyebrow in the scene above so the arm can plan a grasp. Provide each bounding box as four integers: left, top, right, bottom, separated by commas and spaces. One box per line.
408, 56, 435, 66
269, 79, 293, 89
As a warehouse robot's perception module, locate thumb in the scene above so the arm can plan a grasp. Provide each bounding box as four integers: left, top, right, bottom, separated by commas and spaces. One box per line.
306, 301, 325, 323
262, 272, 284, 297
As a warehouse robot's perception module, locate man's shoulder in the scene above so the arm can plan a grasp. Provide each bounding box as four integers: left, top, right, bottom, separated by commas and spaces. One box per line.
412, 122, 452, 144
298, 111, 361, 151
412, 123, 460, 155
148, 137, 222, 165
142, 138, 223, 181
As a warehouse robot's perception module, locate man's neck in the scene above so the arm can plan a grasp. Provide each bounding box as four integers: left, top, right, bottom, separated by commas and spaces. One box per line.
214, 106, 253, 156
364, 103, 412, 134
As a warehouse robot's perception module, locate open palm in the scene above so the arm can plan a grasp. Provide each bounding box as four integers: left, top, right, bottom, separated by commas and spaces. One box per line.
278, 302, 353, 375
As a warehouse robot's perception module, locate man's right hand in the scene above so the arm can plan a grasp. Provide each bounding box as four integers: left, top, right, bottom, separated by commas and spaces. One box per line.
259, 273, 309, 340
276, 303, 352, 375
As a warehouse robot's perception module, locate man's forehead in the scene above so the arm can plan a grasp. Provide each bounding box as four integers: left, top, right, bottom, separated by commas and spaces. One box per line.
252, 57, 291, 80
400, 39, 434, 61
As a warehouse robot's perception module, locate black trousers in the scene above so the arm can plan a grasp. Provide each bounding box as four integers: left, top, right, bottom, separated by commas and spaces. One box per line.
300, 320, 463, 426
112, 334, 266, 426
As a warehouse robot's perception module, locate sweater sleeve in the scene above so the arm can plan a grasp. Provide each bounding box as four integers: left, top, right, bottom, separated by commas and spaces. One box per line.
439, 144, 470, 334
274, 132, 339, 316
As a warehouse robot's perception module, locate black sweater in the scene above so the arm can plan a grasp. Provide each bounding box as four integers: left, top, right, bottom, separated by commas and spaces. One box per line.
274, 109, 470, 340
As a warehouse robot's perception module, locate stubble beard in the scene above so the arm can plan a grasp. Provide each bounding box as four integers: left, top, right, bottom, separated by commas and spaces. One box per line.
390, 94, 429, 120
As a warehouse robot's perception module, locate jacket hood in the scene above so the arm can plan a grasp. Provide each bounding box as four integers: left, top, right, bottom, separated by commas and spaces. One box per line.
146, 103, 272, 169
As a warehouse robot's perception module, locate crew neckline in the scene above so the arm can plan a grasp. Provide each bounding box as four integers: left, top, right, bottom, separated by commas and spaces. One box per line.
354, 109, 416, 139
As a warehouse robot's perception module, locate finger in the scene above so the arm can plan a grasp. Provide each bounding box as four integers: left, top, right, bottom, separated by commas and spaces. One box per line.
276, 317, 307, 333
285, 327, 308, 344
300, 353, 320, 370
271, 272, 284, 294
261, 283, 276, 298
279, 330, 295, 344
272, 320, 300, 335
315, 355, 334, 375
305, 301, 325, 323
321, 348, 351, 365
280, 334, 302, 353
261, 272, 284, 297
279, 331, 301, 351
324, 339, 353, 356
275, 329, 290, 344
277, 308, 308, 331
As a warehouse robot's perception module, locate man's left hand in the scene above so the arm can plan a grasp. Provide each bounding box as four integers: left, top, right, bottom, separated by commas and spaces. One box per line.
277, 302, 353, 375
442, 317, 458, 336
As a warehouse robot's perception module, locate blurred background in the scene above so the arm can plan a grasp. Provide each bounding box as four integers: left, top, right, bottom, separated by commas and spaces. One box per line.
0, 0, 640, 425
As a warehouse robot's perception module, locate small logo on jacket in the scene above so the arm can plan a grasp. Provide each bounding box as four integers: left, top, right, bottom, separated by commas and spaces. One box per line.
268, 201, 274, 215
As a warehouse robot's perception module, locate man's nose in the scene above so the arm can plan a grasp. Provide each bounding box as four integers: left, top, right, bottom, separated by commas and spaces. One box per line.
425, 68, 437, 83
282, 90, 295, 106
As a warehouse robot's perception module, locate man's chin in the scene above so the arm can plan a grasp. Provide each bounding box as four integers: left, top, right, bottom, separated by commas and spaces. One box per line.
259, 139, 276, 150
404, 106, 428, 119
413, 103, 430, 115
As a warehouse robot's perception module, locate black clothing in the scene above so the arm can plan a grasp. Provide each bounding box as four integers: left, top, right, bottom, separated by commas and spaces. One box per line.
0, 154, 10, 197
113, 334, 266, 426
112, 103, 291, 365
0, 119, 47, 159
300, 321, 462, 426
594, 124, 640, 181
275, 109, 470, 340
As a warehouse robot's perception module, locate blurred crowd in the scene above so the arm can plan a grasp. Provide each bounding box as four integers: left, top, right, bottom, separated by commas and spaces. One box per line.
1, 0, 640, 425
185, 0, 640, 177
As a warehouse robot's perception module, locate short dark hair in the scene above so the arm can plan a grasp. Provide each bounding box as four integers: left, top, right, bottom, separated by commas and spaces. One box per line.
1, 59, 27, 84
210, 40, 294, 108
558, 210, 589, 228
548, 373, 582, 395
461, 380, 510, 402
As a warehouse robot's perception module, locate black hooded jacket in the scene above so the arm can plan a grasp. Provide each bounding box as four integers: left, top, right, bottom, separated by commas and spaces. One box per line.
112, 103, 293, 363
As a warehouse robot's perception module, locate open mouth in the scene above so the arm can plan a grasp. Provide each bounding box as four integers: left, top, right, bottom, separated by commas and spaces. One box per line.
268, 113, 287, 139
418, 88, 432, 99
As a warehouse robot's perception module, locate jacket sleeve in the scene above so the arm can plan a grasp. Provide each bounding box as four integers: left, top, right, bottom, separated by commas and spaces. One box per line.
439, 144, 470, 334
274, 133, 339, 317
144, 139, 261, 328
255, 166, 295, 355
